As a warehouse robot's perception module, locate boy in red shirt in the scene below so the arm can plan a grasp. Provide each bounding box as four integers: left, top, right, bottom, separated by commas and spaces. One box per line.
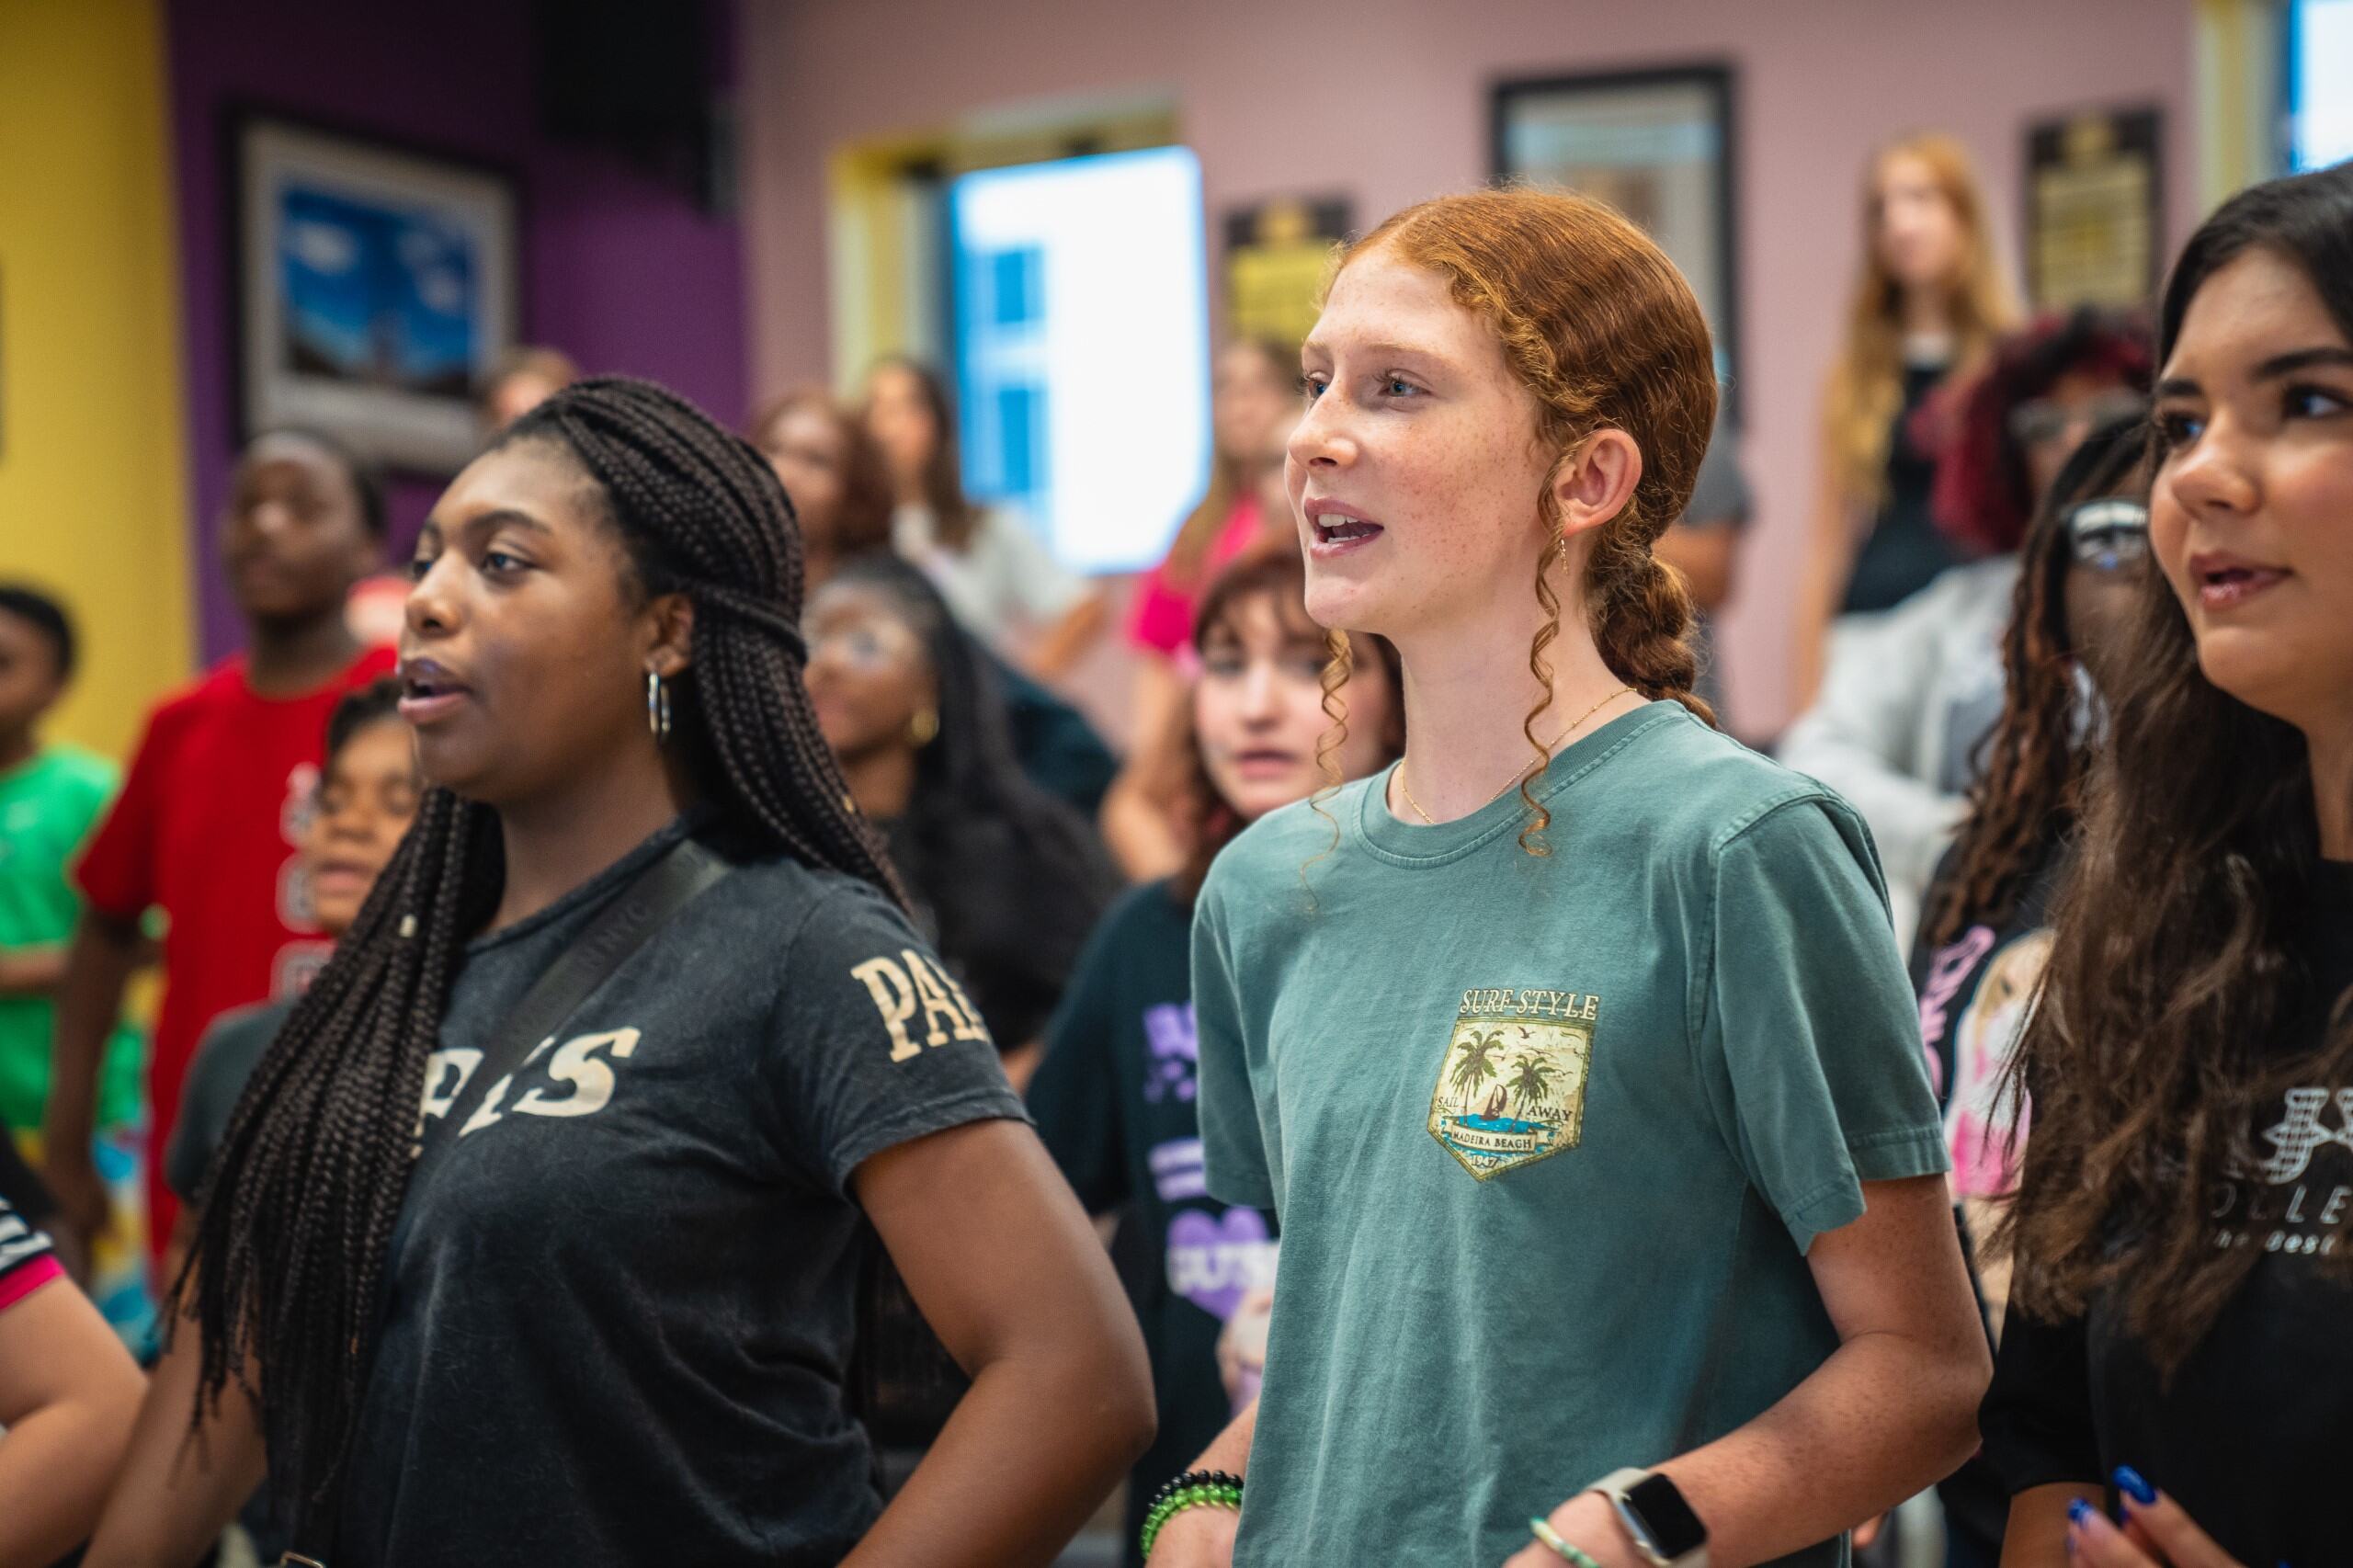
44, 430, 394, 1260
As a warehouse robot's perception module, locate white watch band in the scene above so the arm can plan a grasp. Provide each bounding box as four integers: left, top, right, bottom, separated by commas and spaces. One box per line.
1586, 1468, 1711, 1568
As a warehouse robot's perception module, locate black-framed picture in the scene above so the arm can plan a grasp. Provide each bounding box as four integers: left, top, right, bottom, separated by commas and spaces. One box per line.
233, 112, 520, 474
1493, 64, 1740, 415
2025, 107, 2164, 312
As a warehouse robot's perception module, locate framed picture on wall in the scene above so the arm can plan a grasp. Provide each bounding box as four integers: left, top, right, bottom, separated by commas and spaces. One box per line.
233, 112, 520, 474
1493, 65, 1740, 415
2024, 107, 2164, 312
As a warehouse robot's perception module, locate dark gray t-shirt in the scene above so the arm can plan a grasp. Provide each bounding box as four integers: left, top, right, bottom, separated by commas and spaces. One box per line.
166, 1000, 292, 1205
334, 820, 1028, 1566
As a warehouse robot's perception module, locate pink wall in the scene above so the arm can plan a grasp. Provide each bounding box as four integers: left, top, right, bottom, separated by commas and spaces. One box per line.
740, 0, 2197, 733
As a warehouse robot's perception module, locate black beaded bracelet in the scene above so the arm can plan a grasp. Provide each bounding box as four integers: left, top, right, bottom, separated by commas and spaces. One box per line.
1146, 1469, 1243, 1510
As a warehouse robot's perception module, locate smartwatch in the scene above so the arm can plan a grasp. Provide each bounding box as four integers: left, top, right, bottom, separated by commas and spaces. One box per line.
1587, 1468, 1710, 1568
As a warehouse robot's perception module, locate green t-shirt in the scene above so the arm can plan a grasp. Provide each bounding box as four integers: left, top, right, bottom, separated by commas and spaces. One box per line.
0, 746, 143, 1135
1194, 702, 1945, 1568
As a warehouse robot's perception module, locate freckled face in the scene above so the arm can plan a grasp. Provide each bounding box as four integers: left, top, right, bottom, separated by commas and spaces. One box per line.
1290, 250, 1553, 639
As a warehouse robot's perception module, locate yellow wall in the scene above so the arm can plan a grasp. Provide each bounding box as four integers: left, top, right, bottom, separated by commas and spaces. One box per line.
0, 0, 191, 764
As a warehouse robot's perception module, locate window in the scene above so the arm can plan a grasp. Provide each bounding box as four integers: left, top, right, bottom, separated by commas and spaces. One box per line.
2290, 0, 2353, 170
949, 147, 1211, 574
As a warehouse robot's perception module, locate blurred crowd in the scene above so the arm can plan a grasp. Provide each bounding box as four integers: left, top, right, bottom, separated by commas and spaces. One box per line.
0, 127, 2347, 1568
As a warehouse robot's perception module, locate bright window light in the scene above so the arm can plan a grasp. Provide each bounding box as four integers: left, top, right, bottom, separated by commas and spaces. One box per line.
2290, 0, 2353, 170
949, 147, 1211, 574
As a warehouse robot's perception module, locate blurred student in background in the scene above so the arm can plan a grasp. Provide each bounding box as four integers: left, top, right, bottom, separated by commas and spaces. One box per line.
0, 588, 142, 1181
1032, 548, 1401, 1564
1793, 131, 2018, 703
1106, 345, 1302, 879
164, 678, 413, 1274
477, 345, 581, 436
43, 429, 395, 1262
805, 554, 1118, 1088
1984, 162, 2353, 1568
1128, 342, 1297, 664
864, 357, 1106, 678
0, 1193, 142, 1565
751, 388, 900, 592
766, 392, 1118, 817
1902, 416, 2151, 1568
154, 677, 412, 1563
1780, 309, 2149, 943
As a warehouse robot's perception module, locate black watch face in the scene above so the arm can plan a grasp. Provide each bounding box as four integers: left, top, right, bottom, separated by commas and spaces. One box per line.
1627, 1474, 1708, 1556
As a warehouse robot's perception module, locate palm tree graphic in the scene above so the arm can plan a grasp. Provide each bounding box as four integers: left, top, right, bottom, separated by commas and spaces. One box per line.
1449, 1029, 1505, 1111
1506, 1052, 1555, 1119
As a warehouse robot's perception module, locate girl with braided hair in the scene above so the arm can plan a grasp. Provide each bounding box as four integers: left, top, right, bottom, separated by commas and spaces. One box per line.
86, 377, 1153, 1567
1160, 190, 1987, 1568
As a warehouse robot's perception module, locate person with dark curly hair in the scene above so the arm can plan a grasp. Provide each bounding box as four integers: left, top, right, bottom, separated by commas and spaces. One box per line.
1902, 414, 2152, 1566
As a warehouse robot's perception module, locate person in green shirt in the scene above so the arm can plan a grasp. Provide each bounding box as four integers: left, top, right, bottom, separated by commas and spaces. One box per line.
1154, 192, 1990, 1568
0, 587, 142, 1154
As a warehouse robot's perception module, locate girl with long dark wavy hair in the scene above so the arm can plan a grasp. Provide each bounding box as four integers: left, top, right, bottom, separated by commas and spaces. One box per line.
1903, 415, 2152, 1566
1982, 163, 2353, 1568
84, 378, 1152, 1567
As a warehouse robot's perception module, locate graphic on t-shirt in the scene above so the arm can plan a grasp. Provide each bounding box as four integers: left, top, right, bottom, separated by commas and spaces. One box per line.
1142, 1001, 1198, 1104
278, 762, 322, 935
849, 949, 993, 1062
2213, 1085, 2353, 1258
1426, 986, 1597, 1180
1165, 1204, 1276, 1321
1946, 929, 2048, 1198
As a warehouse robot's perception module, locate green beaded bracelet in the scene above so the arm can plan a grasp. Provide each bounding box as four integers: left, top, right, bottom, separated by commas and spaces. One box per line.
1529, 1515, 1603, 1568
1137, 1476, 1244, 1561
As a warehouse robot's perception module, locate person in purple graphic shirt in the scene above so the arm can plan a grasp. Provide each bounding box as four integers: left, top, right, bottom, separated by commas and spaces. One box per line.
1029, 548, 1401, 1565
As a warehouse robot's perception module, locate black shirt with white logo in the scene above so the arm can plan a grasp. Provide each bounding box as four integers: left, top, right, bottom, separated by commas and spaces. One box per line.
333, 819, 1029, 1566
1982, 861, 2353, 1566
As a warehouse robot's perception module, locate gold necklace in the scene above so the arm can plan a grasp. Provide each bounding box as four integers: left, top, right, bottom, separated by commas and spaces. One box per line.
1396, 686, 1634, 826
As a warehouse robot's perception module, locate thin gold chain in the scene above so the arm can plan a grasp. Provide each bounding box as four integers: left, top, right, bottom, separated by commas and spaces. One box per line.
1396, 686, 1634, 826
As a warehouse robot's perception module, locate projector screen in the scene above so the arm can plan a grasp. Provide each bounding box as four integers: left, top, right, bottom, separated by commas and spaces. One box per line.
949, 146, 1212, 575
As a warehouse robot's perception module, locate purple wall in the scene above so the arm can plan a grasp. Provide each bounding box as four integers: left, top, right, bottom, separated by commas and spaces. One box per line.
167, 0, 748, 662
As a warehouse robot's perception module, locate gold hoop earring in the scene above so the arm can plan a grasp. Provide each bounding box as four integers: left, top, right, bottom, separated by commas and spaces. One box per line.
645, 670, 672, 744
909, 708, 940, 746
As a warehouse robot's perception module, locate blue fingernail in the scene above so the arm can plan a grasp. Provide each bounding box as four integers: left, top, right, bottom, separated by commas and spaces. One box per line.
2068, 1499, 2096, 1528
2114, 1465, 2155, 1506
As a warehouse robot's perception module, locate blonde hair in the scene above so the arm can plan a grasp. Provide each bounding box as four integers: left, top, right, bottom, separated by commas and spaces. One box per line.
1824, 133, 2020, 508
